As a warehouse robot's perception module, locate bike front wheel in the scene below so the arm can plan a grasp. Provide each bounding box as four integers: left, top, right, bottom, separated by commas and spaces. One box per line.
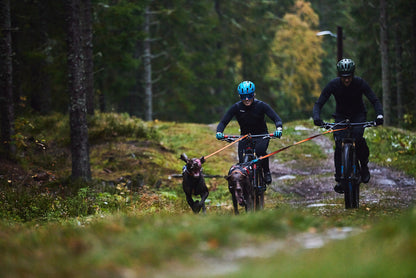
342, 144, 360, 209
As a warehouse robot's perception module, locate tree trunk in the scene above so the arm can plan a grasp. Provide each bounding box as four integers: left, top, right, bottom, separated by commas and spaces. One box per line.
394, 23, 403, 125
65, 0, 91, 181
214, 0, 224, 101
143, 6, 152, 121
82, 0, 94, 116
379, 0, 391, 126
412, 2, 416, 118
0, 0, 16, 158
30, 0, 52, 114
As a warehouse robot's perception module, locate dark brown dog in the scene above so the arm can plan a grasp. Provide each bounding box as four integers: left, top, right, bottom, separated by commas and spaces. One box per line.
226, 163, 254, 215
180, 153, 209, 214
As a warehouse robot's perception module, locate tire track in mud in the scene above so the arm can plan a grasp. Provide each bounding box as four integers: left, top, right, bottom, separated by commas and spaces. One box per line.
269, 126, 416, 209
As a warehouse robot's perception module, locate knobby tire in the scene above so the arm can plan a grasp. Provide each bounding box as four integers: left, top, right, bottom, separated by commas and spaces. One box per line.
342, 144, 360, 209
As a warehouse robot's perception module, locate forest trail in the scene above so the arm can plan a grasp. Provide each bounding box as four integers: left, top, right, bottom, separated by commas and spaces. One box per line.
154, 125, 416, 278
269, 128, 416, 209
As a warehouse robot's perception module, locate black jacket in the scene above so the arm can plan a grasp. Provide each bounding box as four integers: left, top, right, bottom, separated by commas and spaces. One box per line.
217, 99, 282, 135
313, 77, 383, 121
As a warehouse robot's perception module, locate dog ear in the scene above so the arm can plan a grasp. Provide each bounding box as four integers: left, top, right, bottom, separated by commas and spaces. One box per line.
180, 153, 189, 163
199, 156, 205, 164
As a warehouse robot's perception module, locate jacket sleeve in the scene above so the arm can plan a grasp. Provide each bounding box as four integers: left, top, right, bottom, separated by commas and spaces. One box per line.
263, 102, 283, 128
362, 81, 384, 116
313, 84, 332, 120
216, 104, 237, 133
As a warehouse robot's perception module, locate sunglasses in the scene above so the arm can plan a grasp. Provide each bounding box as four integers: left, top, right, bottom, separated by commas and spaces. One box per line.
240, 93, 254, 100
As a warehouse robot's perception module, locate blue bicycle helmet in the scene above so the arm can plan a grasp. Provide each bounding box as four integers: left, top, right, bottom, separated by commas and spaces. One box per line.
237, 81, 255, 99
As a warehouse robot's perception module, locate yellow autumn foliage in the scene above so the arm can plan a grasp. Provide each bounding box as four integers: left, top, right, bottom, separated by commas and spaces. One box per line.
267, 0, 324, 115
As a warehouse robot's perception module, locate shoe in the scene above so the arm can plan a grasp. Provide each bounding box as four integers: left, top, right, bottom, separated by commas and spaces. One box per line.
264, 172, 272, 184
361, 164, 370, 183
334, 183, 344, 194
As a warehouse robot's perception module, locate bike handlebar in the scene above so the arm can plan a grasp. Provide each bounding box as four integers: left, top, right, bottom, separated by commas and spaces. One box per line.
221, 133, 276, 142
321, 120, 377, 130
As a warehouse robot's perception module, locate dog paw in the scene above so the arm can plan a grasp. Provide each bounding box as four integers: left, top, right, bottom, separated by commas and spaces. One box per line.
192, 202, 203, 213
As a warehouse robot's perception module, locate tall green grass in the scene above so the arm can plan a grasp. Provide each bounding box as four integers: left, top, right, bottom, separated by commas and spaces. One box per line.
3, 114, 416, 223
1, 113, 416, 277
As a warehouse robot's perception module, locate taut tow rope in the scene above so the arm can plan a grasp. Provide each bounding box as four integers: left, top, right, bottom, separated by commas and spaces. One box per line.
251, 127, 348, 164
204, 127, 347, 162
204, 134, 248, 159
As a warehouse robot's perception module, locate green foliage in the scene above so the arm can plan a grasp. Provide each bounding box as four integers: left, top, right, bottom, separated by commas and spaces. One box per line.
1, 115, 416, 276
366, 126, 416, 176
94, 1, 147, 113
15, 113, 69, 146
8, 1, 416, 126
4, 115, 416, 225
0, 181, 128, 222
1, 205, 415, 276
0, 209, 318, 276
88, 112, 160, 143
266, 0, 324, 120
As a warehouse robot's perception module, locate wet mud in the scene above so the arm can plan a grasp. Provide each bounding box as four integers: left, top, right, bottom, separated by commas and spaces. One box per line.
269, 134, 416, 209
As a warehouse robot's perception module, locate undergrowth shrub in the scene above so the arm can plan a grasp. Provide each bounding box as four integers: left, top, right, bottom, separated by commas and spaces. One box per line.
88, 112, 160, 143
366, 126, 416, 176
0, 181, 131, 222
0, 177, 182, 223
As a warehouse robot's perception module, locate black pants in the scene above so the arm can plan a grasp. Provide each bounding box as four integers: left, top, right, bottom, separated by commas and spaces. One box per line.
333, 114, 369, 180
238, 137, 270, 173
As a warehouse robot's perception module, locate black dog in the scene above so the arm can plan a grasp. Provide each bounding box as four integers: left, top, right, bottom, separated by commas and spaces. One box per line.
180, 153, 209, 214
226, 163, 254, 215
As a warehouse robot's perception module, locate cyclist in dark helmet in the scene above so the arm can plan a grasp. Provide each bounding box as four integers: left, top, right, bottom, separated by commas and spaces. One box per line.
312, 58, 384, 193
216, 80, 283, 184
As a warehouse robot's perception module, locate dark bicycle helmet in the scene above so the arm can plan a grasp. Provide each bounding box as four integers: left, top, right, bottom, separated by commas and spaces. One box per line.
337, 58, 355, 76
237, 81, 255, 97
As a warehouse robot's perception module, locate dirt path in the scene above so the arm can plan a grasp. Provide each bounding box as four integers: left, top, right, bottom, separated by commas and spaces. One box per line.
155, 126, 416, 278
269, 129, 416, 209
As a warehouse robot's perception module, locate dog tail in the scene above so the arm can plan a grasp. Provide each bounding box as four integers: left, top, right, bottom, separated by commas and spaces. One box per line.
180, 153, 188, 162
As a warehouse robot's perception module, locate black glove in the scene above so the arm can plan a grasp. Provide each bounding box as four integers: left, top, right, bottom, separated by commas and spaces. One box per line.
376, 115, 384, 126
314, 118, 324, 127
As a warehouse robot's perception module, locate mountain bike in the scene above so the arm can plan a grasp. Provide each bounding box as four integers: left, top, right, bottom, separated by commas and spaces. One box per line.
222, 133, 275, 211
322, 120, 376, 209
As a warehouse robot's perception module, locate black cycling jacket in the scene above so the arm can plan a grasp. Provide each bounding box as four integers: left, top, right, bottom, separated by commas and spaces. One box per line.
313, 77, 383, 121
216, 99, 282, 135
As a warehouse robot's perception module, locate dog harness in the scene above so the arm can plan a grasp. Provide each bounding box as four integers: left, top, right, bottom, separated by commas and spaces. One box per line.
228, 164, 251, 177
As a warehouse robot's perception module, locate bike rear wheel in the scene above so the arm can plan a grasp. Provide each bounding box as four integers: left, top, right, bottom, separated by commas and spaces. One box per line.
342, 144, 360, 209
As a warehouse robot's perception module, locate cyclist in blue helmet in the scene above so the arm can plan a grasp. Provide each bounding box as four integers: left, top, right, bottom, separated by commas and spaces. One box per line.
216, 81, 283, 184
313, 59, 384, 193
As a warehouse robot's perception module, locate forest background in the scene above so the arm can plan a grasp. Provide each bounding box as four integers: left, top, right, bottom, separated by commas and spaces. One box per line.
1, 0, 416, 171
3, 0, 416, 123
1, 2, 416, 275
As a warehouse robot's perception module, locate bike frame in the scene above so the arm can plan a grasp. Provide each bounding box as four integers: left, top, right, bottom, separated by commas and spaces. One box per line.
323, 120, 376, 209
223, 134, 274, 211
